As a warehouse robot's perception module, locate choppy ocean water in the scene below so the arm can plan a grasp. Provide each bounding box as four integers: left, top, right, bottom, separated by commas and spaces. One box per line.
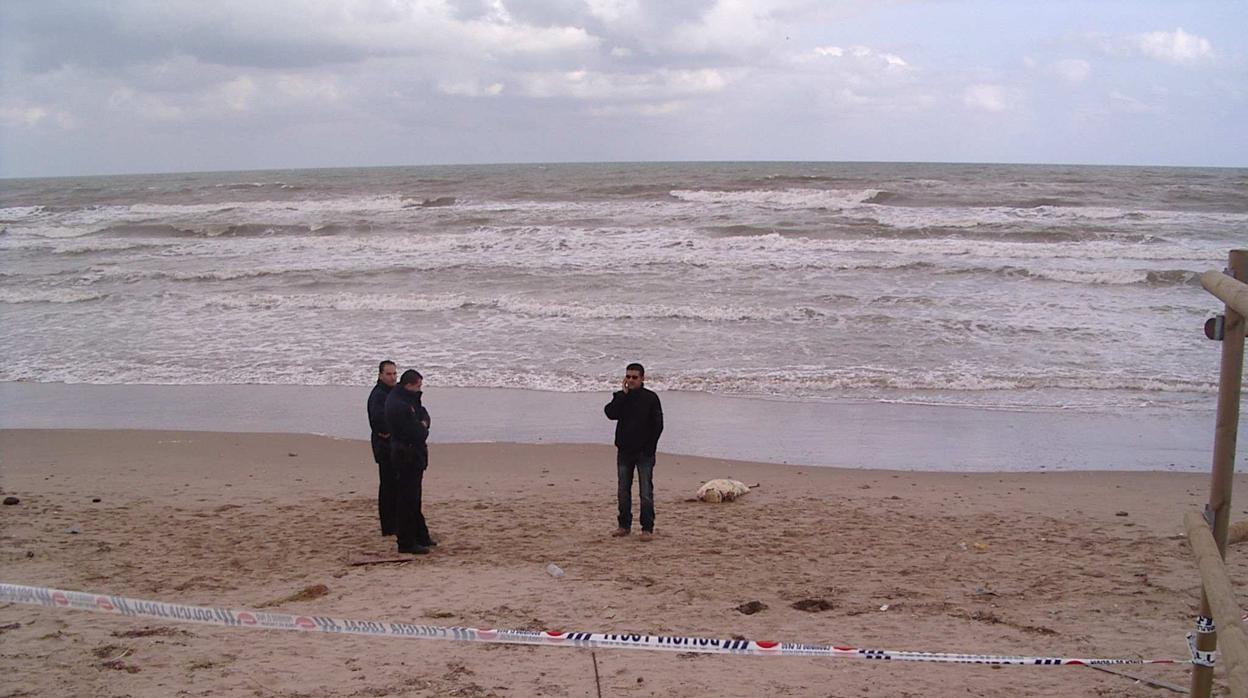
2, 161, 1245, 415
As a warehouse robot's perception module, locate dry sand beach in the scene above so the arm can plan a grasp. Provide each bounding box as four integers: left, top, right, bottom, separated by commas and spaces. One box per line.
2, 429, 1246, 697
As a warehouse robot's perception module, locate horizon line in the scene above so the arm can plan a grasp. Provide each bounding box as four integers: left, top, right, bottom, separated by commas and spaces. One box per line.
4, 157, 1246, 181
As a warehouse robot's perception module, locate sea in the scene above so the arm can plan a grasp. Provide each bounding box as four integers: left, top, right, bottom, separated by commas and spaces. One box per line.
1, 162, 1246, 469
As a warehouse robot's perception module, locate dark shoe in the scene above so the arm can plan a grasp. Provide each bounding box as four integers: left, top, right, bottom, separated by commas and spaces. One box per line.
398, 545, 430, 555
611, 528, 630, 538
419, 539, 438, 547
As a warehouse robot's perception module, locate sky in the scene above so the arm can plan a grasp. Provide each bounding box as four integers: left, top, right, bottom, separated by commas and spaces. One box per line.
1, 0, 1245, 178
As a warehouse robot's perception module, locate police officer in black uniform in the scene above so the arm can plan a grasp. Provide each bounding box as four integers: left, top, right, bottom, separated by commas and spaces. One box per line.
367, 360, 398, 536
384, 369, 435, 555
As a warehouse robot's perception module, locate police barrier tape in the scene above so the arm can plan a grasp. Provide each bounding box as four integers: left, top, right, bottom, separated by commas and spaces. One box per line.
0, 583, 1182, 667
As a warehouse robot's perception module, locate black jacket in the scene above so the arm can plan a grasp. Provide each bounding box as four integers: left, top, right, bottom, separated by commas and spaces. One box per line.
604, 386, 664, 455
384, 388, 430, 449
367, 381, 391, 438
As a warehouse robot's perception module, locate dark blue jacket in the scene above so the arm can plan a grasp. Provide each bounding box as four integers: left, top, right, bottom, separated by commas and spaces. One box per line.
368, 381, 391, 438
604, 386, 664, 455
385, 387, 430, 449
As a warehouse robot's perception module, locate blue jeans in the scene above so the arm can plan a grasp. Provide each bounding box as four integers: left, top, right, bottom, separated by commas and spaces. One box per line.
617, 450, 656, 532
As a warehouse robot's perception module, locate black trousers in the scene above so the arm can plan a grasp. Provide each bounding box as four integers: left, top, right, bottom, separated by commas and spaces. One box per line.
372, 436, 398, 535
391, 442, 432, 548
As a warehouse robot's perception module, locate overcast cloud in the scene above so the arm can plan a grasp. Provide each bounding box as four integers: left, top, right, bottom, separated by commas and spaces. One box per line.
1, 0, 1244, 177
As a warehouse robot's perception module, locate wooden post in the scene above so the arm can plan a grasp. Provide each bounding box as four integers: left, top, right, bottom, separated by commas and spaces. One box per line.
1185, 511, 1248, 697
1192, 250, 1248, 698
1202, 269, 1248, 318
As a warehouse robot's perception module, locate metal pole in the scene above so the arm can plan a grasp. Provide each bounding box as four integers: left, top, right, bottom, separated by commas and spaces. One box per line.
1192, 250, 1248, 698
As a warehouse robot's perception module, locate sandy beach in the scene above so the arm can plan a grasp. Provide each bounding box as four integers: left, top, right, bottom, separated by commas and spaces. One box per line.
2, 428, 1244, 696
4, 2, 1246, 695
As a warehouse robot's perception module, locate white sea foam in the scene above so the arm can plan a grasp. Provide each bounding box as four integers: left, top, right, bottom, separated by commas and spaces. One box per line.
0, 237, 172, 255
652, 366, 1215, 397
490, 298, 817, 322
9, 223, 1219, 287
669, 188, 882, 208
667, 188, 1248, 231
190, 291, 822, 322
1025, 268, 1151, 285
0, 361, 1212, 406
855, 204, 1248, 231
0, 288, 108, 304
0, 206, 46, 221
0, 195, 415, 238
512, 226, 1192, 268
204, 292, 471, 312
4, 190, 1244, 251
413, 226, 1223, 267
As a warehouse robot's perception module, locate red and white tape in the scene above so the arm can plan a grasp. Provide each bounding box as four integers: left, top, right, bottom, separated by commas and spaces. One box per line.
0, 583, 1182, 667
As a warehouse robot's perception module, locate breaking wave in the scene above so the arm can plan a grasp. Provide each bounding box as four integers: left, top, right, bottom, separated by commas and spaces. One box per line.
198, 292, 824, 322
0, 288, 108, 304
945, 266, 1201, 286
669, 188, 883, 208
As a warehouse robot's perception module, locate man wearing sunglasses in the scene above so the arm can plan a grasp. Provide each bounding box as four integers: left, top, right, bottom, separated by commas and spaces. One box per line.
604, 363, 664, 541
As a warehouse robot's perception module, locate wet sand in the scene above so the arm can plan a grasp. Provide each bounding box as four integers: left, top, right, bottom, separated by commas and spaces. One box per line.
0, 381, 1226, 470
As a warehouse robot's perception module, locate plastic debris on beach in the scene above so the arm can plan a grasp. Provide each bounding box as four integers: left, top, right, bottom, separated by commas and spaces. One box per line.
545, 563, 565, 578
696, 479, 751, 503
261, 584, 329, 607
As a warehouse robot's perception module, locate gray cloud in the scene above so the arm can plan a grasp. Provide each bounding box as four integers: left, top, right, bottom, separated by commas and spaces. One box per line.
1, 1, 1245, 176
3, 2, 363, 72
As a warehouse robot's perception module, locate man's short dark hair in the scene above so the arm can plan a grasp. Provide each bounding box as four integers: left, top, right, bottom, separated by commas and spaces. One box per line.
378, 360, 395, 373
626, 363, 645, 376
399, 369, 423, 385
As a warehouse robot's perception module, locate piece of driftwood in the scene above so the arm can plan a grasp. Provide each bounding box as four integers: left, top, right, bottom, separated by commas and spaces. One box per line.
258, 583, 330, 608
348, 556, 412, 566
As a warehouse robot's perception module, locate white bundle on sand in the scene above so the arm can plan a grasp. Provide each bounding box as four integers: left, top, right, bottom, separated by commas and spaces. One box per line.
696, 479, 751, 503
